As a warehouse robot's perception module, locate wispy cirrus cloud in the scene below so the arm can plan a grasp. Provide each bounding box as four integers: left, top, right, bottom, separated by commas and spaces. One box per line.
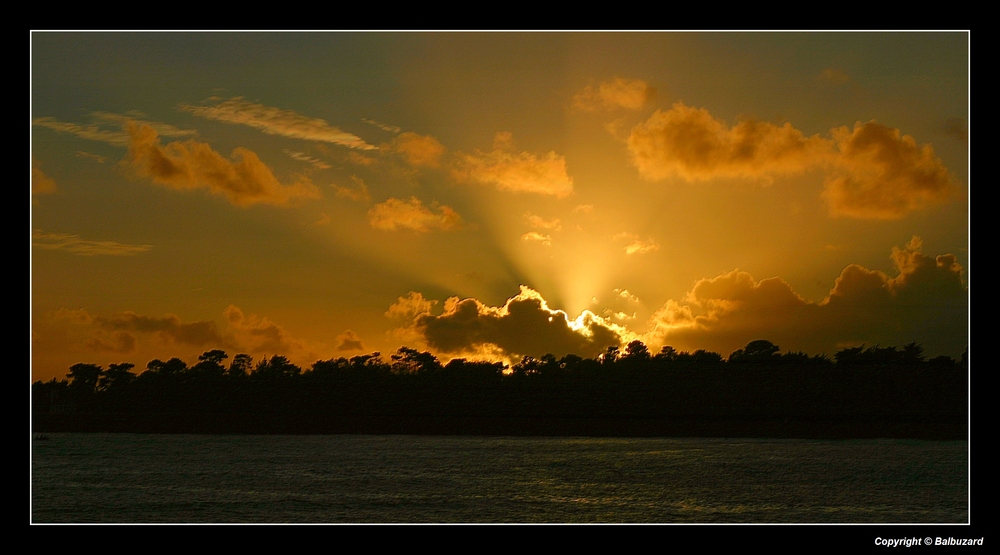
362, 118, 401, 133
125, 122, 321, 207
284, 149, 331, 169
33, 230, 152, 256
368, 197, 463, 232
180, 97, 375, 150
33, 112, 196, 146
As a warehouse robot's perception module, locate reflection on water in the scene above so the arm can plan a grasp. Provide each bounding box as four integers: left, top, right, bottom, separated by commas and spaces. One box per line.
31, 434, 968, 523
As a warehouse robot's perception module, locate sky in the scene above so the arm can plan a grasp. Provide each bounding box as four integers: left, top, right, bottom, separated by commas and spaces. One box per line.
30, 32, 969, 381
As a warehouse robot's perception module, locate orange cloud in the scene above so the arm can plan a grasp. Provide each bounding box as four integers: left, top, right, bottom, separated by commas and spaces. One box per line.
573, 78, 656, 111
332, 176, 371, 202
627, 102, 829, 182
125, 122, 321, 207
389, 132, 446, 168
614, 232, 659, 255
525, 213, 561, 231
453, 132, 573, 197
521, 231, 552, 246
32, 160, 56, 195
368, 197, 463, 232
822, 122, 954, 219
386, 291, 438, 322
627, 104, 956, 219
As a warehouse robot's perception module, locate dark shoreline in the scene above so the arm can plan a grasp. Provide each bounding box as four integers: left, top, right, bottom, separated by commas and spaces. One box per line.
33, 413, 966, 440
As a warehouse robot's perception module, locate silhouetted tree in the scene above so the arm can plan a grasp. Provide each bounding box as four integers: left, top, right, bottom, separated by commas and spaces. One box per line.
146, 357, 187, 376
390, 347, 441, 374
729, 340, 780, 363
98, 363, 136, 391
654, 346, 678, 363
68, 363, 103, 393
190, 350, 229, 378
623, 340, 651, 361
901, 342, 925, 364
253, 355, 301, 380
600, 345, 620, 366
228, 354, 252, 377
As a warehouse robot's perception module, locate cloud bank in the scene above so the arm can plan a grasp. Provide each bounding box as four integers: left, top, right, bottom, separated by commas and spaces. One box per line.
95, 312, 226, 348
644, 237, 967, 357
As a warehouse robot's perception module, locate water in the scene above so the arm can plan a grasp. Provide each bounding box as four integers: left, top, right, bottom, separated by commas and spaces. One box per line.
31, 434, 968, 523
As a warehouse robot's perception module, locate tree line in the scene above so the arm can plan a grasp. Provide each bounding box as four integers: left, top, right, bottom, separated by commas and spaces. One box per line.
33, 340, 968, 438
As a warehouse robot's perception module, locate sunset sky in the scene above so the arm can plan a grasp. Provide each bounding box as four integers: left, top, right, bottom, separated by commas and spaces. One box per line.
31, 32, 969, 381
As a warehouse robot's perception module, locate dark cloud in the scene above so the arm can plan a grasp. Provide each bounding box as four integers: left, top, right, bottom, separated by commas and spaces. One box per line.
223, 305, 305, 355
645, 237, 967, 357
95, 312, 225, 347
86, 331, 138, 354
407, 286, 624, 359
336, 330, 364, 352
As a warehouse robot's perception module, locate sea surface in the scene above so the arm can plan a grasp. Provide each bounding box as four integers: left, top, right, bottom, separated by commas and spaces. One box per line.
31, 434, 968, 523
